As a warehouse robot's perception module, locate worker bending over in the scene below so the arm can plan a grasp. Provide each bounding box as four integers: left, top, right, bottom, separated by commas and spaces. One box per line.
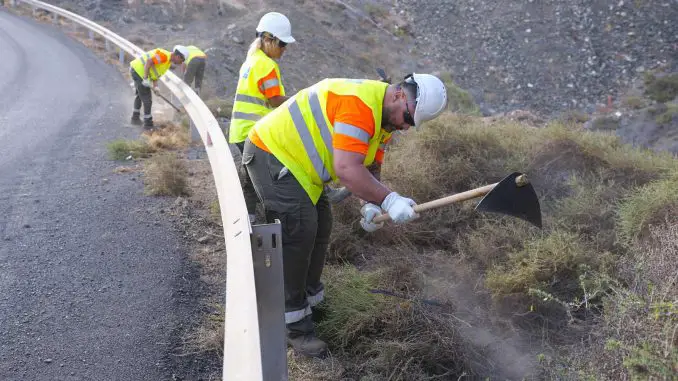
178, 45, 207, 94
243, 74, 448, 357
129, 46, 187, 128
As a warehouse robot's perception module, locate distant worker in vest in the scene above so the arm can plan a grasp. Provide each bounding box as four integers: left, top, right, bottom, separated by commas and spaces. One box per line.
129, 46, 188, 128
178, 45, 207, 94
243, 74, 448, 357
229, 11, 295, 222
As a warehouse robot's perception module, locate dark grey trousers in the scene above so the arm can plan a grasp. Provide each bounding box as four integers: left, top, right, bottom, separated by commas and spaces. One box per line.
184, 57, 206, 91
130, 68, 152, 120
235, 142, 260, 216
242, 138, 331, 324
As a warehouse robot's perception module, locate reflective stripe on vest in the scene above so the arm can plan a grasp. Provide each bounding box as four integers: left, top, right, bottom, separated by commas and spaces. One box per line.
251, 79, 389, 204
234, 94, 267, 107
288, 90, 332, 182
229, 49, 284, 143
130, 48, 171, 81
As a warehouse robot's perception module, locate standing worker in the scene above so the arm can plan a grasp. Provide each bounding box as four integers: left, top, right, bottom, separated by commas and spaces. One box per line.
178, 45, 207, 94
243, 74, 448, 357
229, 11, 295, 223
130, 46, 188, 128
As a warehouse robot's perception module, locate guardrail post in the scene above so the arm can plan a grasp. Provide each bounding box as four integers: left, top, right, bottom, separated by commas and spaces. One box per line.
105, 39, 110, 52
88, 30, 94, 41
119, 48, 125, 64
52, 12, 57, 24
250, 220, 288, 381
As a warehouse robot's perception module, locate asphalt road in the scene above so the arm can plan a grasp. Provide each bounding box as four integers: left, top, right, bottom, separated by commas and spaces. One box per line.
0, 9, 197, 381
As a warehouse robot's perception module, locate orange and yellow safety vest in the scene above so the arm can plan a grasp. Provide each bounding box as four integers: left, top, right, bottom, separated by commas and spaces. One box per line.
229, 49, 285, 143
130, 48, 172, 81
250, 79, 391, 204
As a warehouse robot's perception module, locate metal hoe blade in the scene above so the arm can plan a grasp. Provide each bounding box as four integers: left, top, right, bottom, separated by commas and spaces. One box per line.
474, 172, 542, 228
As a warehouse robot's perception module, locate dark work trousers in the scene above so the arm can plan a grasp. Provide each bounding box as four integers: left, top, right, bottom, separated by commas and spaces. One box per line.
242, 138, 332, 325
235, 142, 261, 217
184, 57, 206, 92
130, 68, 152, 121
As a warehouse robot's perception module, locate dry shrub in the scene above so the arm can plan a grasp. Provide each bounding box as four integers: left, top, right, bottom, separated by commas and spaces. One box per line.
317, 248, 543, 380
617, 174, 678, 245
144, 121, 190, 150
323, 112, 678, 379
486, 231, 612, 298
316, 263, 474, 379
382, 114, 533, 201
143, 152, 189, 196
550, 221, 678, 380
644, 72, 678, 103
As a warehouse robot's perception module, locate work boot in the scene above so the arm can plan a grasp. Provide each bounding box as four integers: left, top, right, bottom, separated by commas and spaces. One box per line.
286, 315, 328, 358
130, 113, 142, 126
143, 118, 154, 130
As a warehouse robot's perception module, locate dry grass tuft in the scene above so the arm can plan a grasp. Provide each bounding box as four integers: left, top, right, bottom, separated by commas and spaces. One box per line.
143, 121, 190, 150
143, 152, 190, 196
107, 139, 156, 160
617, 173, 678, 245
113, 166, 138, 174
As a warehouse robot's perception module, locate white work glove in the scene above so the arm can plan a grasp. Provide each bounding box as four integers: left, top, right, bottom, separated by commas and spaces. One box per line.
141, 78, 152, 88
360, 203, 384, 232
381, 192, 419, 224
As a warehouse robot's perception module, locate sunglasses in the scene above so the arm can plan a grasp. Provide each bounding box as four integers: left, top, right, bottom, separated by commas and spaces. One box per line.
398, 85, 416, 126
257, 32, 288, 48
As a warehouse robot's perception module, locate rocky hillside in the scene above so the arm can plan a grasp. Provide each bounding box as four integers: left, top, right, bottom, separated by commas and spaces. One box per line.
49, 0, 677, 115
390, 0, 678, 116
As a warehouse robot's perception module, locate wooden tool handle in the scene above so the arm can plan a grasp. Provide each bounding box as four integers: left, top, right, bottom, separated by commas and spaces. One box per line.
371, 183, 498, 224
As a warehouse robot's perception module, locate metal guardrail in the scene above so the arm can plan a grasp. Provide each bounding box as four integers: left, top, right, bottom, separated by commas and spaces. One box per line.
6, 1, 287, 380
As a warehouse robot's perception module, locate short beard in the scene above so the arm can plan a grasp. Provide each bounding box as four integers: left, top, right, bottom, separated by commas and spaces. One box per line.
382, 106, 396, 132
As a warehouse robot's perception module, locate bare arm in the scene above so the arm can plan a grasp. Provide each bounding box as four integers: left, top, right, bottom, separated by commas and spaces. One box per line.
143, 59, 154, 80
334, 149, 390, 205
367, 162, 381, 181
268, 95, 288, 108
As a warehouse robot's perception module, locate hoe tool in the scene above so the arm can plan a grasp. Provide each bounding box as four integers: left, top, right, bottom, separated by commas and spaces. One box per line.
373, 172, 542, 228
153, 88, 184, 114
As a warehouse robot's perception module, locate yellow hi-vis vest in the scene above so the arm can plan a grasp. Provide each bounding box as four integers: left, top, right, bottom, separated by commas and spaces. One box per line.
251, 79, 390, 204
130, 48, 172, 81
185, 46, 206, 65
229, 49, 285, 143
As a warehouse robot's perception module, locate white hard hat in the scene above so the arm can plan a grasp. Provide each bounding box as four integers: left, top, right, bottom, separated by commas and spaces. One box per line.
407, 73, 448, 128
256, 12, 296, 44
173, 45, 190, 60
